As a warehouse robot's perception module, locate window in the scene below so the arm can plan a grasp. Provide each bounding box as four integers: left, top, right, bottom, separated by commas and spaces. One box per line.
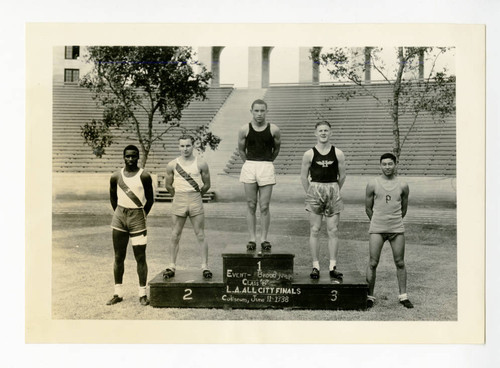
65, 46, 80, 59
64, 69, 79, 83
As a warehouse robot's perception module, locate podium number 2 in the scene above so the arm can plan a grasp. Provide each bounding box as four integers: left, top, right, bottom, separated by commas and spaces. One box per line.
330, 290, 338, 302
183, 288, 193, 300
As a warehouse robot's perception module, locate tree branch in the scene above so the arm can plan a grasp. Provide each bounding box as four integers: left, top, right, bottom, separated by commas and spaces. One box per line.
81, 47, 220, 167
150, 125, 176, 144
401, 110, 420, 150
426, 48, 445, 82
370, 55, 392, 85
103, 75, 146, 149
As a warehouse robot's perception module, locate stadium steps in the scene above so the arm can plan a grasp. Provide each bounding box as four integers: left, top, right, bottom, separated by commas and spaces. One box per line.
222, 84, 455, 177
52, 84, 234, 174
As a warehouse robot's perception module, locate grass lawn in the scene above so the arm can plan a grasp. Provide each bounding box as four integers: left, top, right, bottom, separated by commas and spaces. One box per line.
52, 213, 456, 321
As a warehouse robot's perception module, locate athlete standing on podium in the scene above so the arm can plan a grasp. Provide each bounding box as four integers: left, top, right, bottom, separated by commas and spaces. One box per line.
300, 121, 346, 281
163, 135, 213, 279
107, 145, 155, 306
238, 99, 281, 251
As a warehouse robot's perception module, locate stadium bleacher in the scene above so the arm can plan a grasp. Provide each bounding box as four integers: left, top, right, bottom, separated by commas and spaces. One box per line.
52, 84, 234, 173
223, 84, 456, 176
53, 82, 456, 178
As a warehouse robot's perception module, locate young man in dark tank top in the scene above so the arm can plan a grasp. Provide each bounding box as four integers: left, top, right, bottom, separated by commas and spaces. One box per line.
365, 153, 413, 309
300, 121, 346, 281
238, 99, 281, 251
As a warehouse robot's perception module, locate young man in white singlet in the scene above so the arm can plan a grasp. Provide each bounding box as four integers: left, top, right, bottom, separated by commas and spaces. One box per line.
163, 135, 212, 279
107, 145, 155, 306
365, 153, 413, 309
238, 99, 281, 251
300, 121, 346, 281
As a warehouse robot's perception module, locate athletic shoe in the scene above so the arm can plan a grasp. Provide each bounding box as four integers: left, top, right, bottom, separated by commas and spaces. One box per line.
310, 268, 320, 279
366, 299, 374, 309
203, 269, 213, 279
246, 241, 256, 251
329, 267, 343, 280
261, 241, 272, 251
106, 295, 123, 305
139, 296, 150, 306
400, 299, 414, 309
162, 268, 175, 279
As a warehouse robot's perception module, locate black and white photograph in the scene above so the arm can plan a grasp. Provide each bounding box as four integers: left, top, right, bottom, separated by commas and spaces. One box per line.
50, 44, 457, 319
24, 20, 488, 352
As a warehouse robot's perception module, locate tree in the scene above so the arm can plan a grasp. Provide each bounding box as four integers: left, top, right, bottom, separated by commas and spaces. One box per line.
318, 47, 456, 161
80, 46, 221, 168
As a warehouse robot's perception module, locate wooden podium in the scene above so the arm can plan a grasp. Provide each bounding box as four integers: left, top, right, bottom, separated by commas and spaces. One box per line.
149, 244, 368, 310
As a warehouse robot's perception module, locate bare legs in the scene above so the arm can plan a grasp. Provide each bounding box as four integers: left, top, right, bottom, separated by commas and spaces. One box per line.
109, 229, 148, 307
169, 214, 208, 269
366, 233, 407, 297
170, 215, 187, 267
308, 213, 322, 264
112, 229, 148, 286
326, 214, 340, 266
190, 214, 209, 268
132, 244, 147, 287
112, 229, 129, 285
244, 183, 273, 243
309, 213, 340, 267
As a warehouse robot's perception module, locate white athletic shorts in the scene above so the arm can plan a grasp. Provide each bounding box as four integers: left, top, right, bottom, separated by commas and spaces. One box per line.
239, 160, 276, 186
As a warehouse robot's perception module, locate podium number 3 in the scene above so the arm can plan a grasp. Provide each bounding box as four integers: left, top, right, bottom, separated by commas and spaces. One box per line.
330, 290, 338, 302
183, 288, 193, 300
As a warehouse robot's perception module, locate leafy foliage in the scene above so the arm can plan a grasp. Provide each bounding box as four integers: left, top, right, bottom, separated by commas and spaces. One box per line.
80, 119, 114, 158
318, 47, 456, 160
79, 46, 219, 167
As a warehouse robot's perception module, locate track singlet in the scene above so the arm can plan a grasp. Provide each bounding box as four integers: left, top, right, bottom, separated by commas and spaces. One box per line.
309, 146, 339, 183
369, 177, 405, 233
117, 168, 146, 208
245, 123, 274, 161
173, 157, 203, 193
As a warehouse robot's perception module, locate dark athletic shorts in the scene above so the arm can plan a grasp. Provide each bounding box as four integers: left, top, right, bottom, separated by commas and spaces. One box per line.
110, 206, 147, 245
372, 233, 404, 242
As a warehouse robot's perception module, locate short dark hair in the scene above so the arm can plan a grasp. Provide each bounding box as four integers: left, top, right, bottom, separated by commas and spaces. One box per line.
315, 121, 331, 129
380, 152, 397, 163
123, 145, 139, 156
251, 99, 268, 110
178, 135, 195, 144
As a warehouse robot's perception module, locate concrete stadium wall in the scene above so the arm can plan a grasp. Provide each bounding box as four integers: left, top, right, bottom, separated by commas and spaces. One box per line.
53, 172, 456, 207
213, 174, 456, 207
